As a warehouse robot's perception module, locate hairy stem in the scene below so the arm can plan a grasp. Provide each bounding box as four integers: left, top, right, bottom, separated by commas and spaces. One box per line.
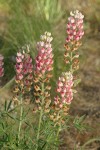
55, 125, 61, 150
56, 128, 60, 144
18, 95, 23, 145
35, 83, 44, 150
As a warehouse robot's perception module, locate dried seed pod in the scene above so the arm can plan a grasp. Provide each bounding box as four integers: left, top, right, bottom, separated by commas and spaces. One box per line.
34, 85, 41, 92
64, 44, 71, 51
35, 99, 40, 104
46, 85, 51, 90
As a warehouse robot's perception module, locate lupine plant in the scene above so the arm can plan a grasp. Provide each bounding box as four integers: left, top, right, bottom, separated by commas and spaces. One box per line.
0, 10, 86, 150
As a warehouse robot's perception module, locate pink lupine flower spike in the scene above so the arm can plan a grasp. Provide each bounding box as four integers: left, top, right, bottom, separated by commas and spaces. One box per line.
34, 31, 53, 76
66, 10, 84, 43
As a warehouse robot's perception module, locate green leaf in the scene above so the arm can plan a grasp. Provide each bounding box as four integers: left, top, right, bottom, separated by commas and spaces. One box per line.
74, 79, 81, 87
7, 100, 12, 111
73, 115, 86, 132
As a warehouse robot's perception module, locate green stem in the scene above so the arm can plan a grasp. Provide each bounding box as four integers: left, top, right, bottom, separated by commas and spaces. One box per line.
55, 125, 61, 150
35, 83, 44, 150
56, 127, 60, 140
18, 96, 23, 145
81, 137, 100, 150
44, 132, 53, 150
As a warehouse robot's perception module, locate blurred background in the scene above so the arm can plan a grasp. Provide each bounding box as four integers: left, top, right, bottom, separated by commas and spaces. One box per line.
0, 0, 100, 149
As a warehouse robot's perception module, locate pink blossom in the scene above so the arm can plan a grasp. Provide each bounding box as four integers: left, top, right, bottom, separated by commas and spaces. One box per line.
16, 52, 24, 63
17, 74, 23, 80
54, 72, 73, 105
15, 52, 24, 80
34, 31, 53, 76
66, 10, 84, 43
15, 51, 33, 81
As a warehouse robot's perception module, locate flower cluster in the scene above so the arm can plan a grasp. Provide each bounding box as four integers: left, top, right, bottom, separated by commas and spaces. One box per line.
35, 31, 53, 76
50, 72, 74, 124
55, 72, 73, 105
0, 54, 4, 77
15, 52, 24, 81
33, 32, 53, 113
64, 10, 84, 74
15, 52, 33, 82
13, 48, 33, 104
66, 10, 84, 43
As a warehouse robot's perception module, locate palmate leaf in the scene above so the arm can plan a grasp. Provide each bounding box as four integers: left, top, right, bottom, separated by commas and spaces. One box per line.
7, 100, 12, 112
73, 115, 87, 132
4, 100, 12, 112
43, 120, 60, 148
34, 117, 57, 149
0, 124, 5, 136
74, 78, 81, 87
